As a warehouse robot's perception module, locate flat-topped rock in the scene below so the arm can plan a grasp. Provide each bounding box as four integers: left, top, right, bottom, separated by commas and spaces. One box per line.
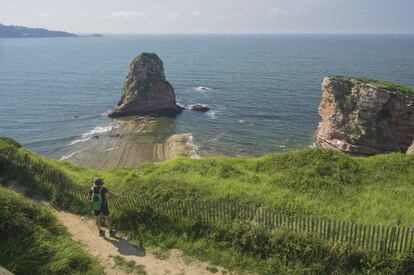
108, 53, 183, 117
315, 76, 414, 155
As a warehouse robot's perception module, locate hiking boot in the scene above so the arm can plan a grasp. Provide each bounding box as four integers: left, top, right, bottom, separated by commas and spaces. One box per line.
109, 229, 117, 237
99, 229, 105, 237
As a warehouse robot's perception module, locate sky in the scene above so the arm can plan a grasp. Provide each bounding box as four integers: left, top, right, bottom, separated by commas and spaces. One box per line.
0, 0, 413, 34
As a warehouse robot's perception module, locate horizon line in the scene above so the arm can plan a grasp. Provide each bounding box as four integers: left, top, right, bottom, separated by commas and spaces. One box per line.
77, 32, 414, 35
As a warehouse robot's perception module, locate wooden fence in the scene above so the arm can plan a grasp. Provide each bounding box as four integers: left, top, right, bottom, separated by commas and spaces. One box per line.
1, 148, 414, 255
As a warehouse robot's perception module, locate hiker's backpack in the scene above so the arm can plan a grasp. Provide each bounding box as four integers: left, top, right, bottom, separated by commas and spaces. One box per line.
91, 186, 103, 211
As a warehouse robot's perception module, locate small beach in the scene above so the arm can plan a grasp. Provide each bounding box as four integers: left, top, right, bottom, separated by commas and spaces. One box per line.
61, 116, 198, 169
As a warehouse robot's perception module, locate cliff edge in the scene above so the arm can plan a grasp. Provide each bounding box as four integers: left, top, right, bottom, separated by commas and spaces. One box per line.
108, 53, 183, 117
315, 76, 414, 155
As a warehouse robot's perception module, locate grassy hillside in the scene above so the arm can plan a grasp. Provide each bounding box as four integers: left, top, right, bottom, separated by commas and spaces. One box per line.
2, 136, 414, 273
0, 186, 103, 275
117, 150, 414, 225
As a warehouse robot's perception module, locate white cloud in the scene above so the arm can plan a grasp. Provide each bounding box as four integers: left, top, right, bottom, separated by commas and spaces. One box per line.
168, 12, 179, 17
109, 11, 144, 19
268, 7, 288, 14
192, 10, 201, 16
36, 12, 52, 18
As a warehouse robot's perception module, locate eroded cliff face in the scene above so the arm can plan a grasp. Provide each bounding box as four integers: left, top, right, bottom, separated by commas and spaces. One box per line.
315, 77, 414, 155
108, 53, 183, 117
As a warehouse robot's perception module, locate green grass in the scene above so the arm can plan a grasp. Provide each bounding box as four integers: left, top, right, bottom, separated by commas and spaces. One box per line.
109, 149, 414, 226
0, 186, 103, 275
332, 76, 414, 96
110, 255, 147, 274
151, 247, 170, 260
2, 136, 414, 273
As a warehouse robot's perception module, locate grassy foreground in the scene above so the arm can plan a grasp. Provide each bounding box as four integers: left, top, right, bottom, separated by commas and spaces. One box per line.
0, 185, 103, 275
1, 137, 414, 273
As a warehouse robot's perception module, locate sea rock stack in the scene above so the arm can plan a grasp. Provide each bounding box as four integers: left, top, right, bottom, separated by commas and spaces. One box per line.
315, 77, 414, 155
108, 53, 183, 117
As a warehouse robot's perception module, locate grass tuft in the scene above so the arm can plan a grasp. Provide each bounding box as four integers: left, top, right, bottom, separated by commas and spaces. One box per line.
111, 255, 147, 274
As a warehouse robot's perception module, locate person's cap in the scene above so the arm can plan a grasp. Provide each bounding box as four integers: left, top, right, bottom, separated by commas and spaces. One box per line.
93, 177, 104, 186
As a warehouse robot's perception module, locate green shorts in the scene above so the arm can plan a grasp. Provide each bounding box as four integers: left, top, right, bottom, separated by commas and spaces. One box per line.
94, 203, 109, 216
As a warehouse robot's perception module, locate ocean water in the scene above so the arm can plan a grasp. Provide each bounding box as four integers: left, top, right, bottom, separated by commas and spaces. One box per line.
1, 34, 414, 159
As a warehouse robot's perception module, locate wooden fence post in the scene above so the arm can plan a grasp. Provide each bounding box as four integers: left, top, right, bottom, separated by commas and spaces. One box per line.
370, 225, 376, 252
380, 239, 385, 256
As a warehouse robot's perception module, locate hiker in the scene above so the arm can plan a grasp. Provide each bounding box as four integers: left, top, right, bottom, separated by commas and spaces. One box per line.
89, 177, 117, 237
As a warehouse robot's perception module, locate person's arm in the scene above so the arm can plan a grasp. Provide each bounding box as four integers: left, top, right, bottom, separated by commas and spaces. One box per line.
104, 188, 118, 199
107, 190, 118, 198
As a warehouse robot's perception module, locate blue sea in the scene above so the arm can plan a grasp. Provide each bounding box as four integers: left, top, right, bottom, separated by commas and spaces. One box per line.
1, 34, 414, 159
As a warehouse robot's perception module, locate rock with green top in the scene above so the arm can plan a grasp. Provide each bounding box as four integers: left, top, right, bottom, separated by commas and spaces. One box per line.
315, 76, 414, 155
108, 53, 183, 117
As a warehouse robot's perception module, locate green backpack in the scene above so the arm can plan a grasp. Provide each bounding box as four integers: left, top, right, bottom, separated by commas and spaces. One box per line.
91, 186, 103, 211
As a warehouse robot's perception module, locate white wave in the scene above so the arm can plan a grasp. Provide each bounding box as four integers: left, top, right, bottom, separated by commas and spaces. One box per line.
103, 147, 116, 152
67, 121, 122, 147
60, 150, 80, 161
193, 86, 211, 92
68, 136, 92, 146
102, 110, 111, 116
185, 134, 201, 160
206, 111, 218, 120
238, 119, 245, 124
81, 124, 119, 138
177, 102, 186, 109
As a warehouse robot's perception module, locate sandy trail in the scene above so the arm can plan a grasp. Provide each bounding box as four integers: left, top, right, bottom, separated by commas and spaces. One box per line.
53, 210, 223, 275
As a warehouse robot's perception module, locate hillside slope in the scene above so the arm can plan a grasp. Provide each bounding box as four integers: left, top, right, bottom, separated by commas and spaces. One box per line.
0, 186, 103, 275
2, 137, 414, 273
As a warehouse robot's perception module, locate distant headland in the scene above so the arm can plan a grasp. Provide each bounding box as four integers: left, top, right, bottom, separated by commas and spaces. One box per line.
0, 23, 102, 38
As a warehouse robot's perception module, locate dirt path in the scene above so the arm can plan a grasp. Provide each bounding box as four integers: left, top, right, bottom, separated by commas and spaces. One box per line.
3, 179, 226, 275
54, 210, 223, 275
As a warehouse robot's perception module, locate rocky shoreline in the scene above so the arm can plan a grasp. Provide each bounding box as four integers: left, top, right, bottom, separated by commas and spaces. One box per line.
61, 52, 414, 169
61, 117, 197, 170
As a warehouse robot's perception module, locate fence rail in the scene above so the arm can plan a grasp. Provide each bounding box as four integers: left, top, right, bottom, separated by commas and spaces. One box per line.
1, 148, 414, 255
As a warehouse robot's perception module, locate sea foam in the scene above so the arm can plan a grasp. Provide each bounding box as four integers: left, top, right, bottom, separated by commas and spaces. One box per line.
60, 150, 80, 160
186, 134, 201, 160
193, 86, 211, 92
206, 111, 218, 120
68, 122, 121, 146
